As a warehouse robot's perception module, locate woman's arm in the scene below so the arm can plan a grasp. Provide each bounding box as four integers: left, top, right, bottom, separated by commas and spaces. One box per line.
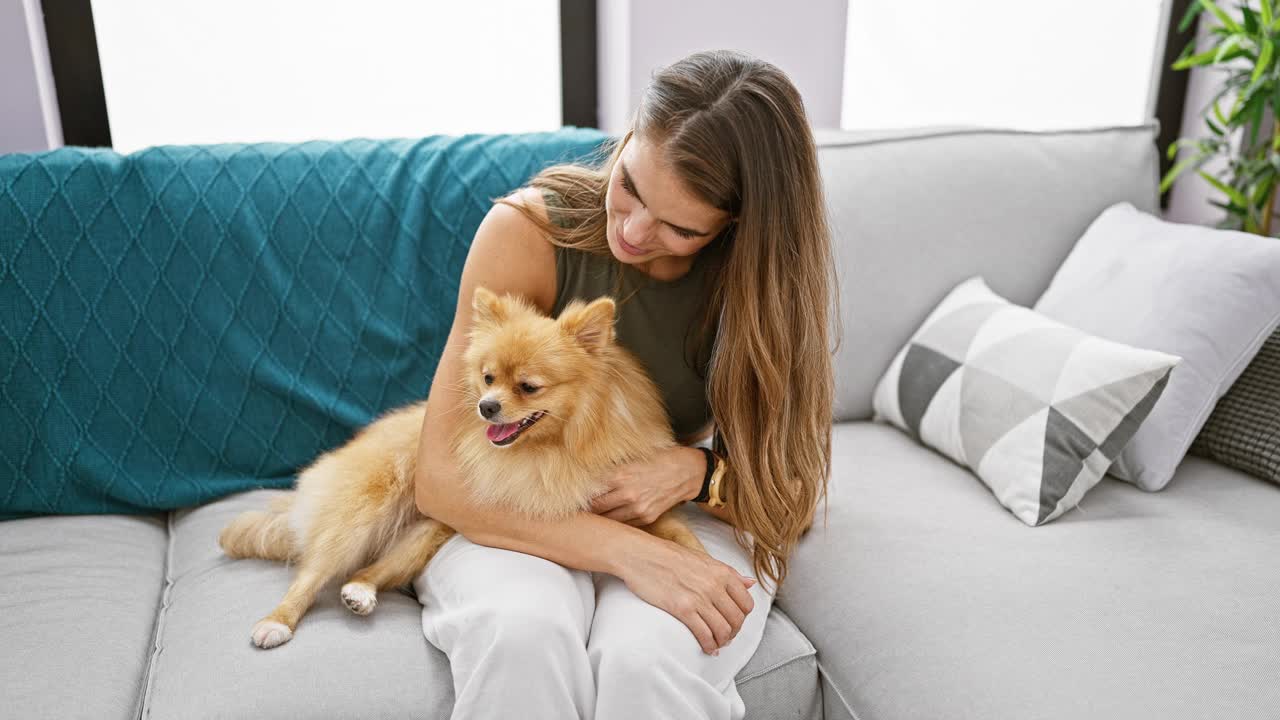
412, 193, 756, 654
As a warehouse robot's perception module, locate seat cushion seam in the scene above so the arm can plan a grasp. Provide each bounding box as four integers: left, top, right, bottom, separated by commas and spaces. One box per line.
817, 658, 863, 720
736, 646, 818, 685
135, 510, 177, 720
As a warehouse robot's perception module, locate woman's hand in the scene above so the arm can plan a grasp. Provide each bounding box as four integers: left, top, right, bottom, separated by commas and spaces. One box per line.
590, 445, 703, 526
617, 532, 757, 655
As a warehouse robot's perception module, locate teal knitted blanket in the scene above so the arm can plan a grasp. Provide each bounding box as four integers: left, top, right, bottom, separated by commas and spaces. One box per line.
0, 129, 610, 517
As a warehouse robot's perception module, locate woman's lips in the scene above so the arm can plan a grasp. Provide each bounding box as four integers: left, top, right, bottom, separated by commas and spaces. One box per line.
616, 225, 648, 256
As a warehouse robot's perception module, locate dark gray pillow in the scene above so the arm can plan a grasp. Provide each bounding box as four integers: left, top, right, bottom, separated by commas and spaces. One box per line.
1191, 328, 1280, 485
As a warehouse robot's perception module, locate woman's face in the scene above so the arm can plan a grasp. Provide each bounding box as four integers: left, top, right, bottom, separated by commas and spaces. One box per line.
604, 133, 731, 278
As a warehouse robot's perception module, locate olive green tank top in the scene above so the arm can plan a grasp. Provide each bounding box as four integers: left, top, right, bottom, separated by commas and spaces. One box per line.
542, 189, 716, 442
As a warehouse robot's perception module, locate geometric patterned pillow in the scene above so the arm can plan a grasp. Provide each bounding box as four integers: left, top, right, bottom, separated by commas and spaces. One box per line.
872, 277, 1181, 526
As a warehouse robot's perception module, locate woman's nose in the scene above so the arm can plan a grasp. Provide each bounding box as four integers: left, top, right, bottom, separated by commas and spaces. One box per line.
625, 207, 657, 241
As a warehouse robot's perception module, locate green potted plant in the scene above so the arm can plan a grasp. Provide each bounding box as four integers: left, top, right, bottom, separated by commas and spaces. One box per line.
1162, 0, 1280, 234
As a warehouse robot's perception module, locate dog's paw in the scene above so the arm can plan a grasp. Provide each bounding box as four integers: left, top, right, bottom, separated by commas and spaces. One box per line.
251, 619, 293, 649
341, 582, 378, 616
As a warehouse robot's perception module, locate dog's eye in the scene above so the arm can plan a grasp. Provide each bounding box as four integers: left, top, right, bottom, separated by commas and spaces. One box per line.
519, 383, 539, 394
483, 374, 494, 386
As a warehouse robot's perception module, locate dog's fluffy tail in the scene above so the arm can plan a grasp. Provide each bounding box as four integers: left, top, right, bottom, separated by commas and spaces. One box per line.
219, 493, 298, 563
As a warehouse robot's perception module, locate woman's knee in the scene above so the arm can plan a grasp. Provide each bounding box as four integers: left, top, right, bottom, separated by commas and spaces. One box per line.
482, 604, 590, 664
589, 607, 700, 680
417, 537, 594, 654
588, 573, 771, 688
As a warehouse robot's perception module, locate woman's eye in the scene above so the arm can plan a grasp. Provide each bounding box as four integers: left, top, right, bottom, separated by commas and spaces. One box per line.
620, 174, 638, 199
671, 226, 699, 240
519, 383, 539, 394
483, 374, 494, 385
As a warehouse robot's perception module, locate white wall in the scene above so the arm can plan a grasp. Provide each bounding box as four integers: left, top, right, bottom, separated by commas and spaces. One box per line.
597, 0, 848, 133
0, 0, 63, 153
841, 0, 1164, 131
93, 0, 561, 153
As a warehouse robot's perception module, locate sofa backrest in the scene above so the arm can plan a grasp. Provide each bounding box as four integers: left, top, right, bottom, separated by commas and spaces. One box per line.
815, 124, 1160, 421
0, 124, 1160, 517
0, 130, 610, 517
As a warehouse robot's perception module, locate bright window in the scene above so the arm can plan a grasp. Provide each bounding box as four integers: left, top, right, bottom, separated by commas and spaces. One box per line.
842, 1, 1166, 131
91, 0, 562, 153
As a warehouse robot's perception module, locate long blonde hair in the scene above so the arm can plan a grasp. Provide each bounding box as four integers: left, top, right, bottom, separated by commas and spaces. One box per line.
502, 50, 837, 592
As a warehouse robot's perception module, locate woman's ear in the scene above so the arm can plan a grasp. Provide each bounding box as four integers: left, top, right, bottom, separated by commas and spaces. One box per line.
472, 286, 508, 328
559, 297, 616, 352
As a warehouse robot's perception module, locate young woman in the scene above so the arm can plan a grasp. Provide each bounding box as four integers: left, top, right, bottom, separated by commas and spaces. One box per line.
413, 49, 835, 720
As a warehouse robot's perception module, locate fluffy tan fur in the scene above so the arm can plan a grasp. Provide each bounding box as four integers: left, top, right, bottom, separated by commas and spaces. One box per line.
218, 286, 706, 649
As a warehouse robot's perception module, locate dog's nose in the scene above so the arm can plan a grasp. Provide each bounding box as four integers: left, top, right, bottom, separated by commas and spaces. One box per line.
478, 399, 501, 419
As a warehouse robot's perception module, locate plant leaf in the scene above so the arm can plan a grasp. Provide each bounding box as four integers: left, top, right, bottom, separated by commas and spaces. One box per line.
1180, 1, 1205, 32
1250, 173, 1275, 207
1213, 98, 1230, 127
1167, 138, 1222, 160
1199, 170, 1250, 207
1201, 0, 1243, 34
1251, 39, 1274, 85
1216, 35, 1245, 64
1230, 80, 1270, 126
1263, 0, 1275, 28
1208, 198, 1247, 215
1175, 46, 1227, 69
1175, 41, 1255, 70
1161, 154, 1207, 193
1249, 93, 1267, 147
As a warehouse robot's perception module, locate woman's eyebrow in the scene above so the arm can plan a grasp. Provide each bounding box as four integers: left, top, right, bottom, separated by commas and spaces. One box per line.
620, 161, 712, 237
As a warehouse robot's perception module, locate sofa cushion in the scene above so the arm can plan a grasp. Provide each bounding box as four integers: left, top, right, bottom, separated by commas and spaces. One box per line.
815, 124, 1160, 422
780, 421, 1280, 720
139, 489, 820, 719
737, 608, 822, 720
0, 130, 610, 517
139, 489, 453, 719
0, 513, 167, 720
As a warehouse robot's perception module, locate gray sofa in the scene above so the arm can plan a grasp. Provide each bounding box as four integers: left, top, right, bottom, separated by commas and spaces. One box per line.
4, 125, 1278, 719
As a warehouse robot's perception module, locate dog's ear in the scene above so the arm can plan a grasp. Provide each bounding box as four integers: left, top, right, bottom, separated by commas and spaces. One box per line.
472, 286, 508, 329
559, 296, 616, 352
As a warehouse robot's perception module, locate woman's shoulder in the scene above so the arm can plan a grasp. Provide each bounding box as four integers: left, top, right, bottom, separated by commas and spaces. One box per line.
467, 187, 559, 314
503, 186, 554, 223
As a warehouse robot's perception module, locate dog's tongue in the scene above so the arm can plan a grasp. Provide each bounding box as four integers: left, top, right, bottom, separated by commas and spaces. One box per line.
486, 422, 520, 442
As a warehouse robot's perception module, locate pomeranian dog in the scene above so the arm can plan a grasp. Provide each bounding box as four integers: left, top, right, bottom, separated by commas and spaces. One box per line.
218, 286, 707, 649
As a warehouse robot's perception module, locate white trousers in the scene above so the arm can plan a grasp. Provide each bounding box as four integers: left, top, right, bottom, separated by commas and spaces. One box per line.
412, 504, 774, 720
